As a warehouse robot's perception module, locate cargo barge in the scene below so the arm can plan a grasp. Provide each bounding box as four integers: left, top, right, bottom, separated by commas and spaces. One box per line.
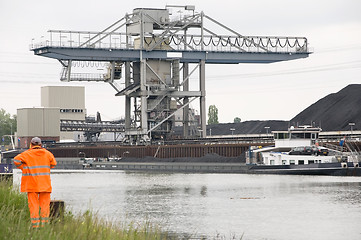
52, 160, 361, 176
246, 126, 361, 176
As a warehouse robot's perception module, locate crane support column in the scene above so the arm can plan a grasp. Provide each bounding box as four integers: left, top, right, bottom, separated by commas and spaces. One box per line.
183, 63, 189, 137
140, 58, 148, 136
199, 60, 206, 138
125, 61, 131, 131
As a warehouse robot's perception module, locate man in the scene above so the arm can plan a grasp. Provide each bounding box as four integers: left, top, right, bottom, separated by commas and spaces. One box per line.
13, 137, 57, 228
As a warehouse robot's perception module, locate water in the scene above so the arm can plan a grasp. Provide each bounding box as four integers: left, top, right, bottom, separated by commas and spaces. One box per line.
14, 170, 361, 239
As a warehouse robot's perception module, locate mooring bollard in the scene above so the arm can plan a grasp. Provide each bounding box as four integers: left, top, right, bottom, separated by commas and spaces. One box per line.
50, 200, 65, 220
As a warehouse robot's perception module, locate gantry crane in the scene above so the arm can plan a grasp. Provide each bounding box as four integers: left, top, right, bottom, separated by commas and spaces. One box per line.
30, 5, 310, 143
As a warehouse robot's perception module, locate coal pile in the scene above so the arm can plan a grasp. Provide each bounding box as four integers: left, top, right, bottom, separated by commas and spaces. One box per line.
206, 120, 289, 135
172, 84, 360, 136
290, 84, 361, 131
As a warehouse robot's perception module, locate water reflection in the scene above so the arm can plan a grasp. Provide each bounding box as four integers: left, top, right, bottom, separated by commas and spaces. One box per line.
184, 187, 190, 194
200, 186, 207, 196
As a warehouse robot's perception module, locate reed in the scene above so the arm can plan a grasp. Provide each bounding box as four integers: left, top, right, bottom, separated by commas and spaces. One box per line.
0, 180, 169, 240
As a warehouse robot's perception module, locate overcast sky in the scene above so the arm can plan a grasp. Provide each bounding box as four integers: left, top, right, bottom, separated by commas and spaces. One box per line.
1, 0, 360, 123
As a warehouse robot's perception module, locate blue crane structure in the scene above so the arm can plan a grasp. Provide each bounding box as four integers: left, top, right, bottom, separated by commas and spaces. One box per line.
30, 5, 310, 143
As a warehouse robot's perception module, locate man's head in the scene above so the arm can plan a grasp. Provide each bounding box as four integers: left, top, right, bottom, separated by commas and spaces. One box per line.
30, 137, 42, 147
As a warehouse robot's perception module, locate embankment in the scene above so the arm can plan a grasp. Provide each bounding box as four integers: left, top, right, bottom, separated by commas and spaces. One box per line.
0, 180, 168, 240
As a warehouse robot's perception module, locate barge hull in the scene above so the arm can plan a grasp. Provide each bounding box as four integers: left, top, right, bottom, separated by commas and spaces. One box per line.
53, 161, 361, 176
249, 162, 361, 176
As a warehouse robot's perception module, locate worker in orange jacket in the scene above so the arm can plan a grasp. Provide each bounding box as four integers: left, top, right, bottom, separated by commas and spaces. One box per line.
13, 137, 57, 228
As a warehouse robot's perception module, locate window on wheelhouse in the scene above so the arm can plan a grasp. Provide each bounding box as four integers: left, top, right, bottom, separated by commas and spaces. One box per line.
274, 133, 290, 139
291, 133, 308, 139
290, 132, 319, 140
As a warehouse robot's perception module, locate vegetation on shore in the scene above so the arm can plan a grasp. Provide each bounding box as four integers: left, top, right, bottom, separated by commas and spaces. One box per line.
0, 108, 17, 147
0, 180, 168, 240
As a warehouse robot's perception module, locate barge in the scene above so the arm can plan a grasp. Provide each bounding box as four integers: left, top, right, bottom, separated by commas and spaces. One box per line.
246, 126, 361, 176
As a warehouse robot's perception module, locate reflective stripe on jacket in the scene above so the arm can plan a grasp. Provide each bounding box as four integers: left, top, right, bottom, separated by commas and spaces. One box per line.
14, 146, 57, 192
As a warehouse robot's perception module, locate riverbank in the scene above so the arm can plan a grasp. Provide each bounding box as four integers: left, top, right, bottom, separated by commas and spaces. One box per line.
0, 180, 168, 240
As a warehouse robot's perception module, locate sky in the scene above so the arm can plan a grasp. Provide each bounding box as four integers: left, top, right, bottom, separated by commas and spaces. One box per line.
0, 0, 360, 123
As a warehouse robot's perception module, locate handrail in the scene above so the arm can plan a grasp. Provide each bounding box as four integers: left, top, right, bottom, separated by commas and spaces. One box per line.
30, 30, 309, 54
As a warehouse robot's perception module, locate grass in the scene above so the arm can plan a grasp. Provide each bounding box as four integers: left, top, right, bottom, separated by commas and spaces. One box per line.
0, 180, 169, 240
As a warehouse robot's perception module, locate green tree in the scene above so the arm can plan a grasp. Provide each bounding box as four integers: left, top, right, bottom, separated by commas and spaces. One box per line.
234, 117, 241, 123
0, 109, 17, 146
207, 105, 219, 125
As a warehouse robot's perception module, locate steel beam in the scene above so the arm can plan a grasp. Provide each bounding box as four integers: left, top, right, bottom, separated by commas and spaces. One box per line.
125, 62, 131, 130
33, 47, 309, 64
183, 63, 189, 137
199, 60, 206, 138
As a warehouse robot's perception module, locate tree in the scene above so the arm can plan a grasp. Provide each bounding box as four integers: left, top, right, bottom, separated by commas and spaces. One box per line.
208, 105, 219, 125
234, 117, 241, 123
0, 108, 17, 146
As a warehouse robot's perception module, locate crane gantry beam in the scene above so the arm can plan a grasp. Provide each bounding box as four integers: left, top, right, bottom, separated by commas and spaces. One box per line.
33, 47, 308, 64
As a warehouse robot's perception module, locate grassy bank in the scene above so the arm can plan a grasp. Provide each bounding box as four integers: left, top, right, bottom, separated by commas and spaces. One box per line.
0, 180, 168, 240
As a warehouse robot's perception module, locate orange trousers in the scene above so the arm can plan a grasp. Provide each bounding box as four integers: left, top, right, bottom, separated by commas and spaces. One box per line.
27, 192, 51, 228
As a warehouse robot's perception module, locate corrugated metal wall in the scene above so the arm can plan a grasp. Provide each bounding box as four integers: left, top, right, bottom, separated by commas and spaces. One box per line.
17, 108, 60, 137
41, 86, 85, 109
44, 108, 60, 136
28, 109, 43, 135
41, 86, 86, 121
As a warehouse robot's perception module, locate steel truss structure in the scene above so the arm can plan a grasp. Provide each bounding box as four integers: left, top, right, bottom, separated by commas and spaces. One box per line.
30, 5, 310, 143
60, 119, 125, 142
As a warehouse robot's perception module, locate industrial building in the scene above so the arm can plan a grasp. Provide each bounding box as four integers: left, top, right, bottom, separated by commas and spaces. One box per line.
17, 86, 86, 147
42, 86, 86, 140
17, 107, 60, 148
41, 86, 86, 121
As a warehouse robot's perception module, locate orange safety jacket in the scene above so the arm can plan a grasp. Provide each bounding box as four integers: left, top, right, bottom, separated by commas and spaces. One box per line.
13, 146, 57, 193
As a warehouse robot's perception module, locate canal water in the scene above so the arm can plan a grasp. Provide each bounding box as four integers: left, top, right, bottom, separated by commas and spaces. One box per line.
14, 170, 361, 239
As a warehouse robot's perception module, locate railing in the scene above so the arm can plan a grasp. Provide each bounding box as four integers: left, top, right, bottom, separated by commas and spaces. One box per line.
60, 120, 125, 132
60, 72, 106, 82
30, 30, 308, 54
30, 30, 130, 50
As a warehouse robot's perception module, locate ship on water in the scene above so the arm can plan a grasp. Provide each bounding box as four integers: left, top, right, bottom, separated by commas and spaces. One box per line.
246, 125, 361, 176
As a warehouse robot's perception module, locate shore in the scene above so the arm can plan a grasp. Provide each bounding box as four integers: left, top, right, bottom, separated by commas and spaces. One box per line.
0, 180, 169, 240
